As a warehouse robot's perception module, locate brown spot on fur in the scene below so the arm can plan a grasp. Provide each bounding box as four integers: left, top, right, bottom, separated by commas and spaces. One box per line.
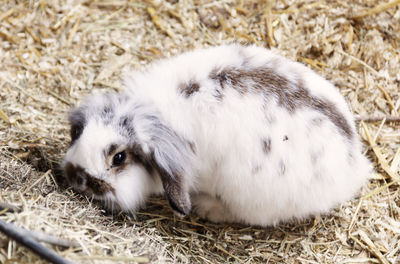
180, 81, 200, 98
210, 67, 290, 98
209, 69, 226, 89
209, 67, 353, 140
209, 69, 228, 100
309, 96, 353, 139
262, 138, 271, 154
63, 162, 115, 196
86, 174, 115, 196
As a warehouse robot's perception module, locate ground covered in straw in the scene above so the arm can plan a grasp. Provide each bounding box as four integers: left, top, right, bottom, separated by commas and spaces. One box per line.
0, 0, 399, 263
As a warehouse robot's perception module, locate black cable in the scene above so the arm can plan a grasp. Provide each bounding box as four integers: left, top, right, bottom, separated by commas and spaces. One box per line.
0, 219, 73, 264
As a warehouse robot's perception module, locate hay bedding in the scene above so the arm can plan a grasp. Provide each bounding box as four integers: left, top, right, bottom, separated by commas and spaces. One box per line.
0, 0, 399, 263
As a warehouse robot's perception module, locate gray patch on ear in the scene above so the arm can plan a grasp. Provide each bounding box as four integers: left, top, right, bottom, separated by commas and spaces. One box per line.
149, 120, 192, 215
119, 115, 136, 137
101, 105, 115, 123
69, 107, 86, 145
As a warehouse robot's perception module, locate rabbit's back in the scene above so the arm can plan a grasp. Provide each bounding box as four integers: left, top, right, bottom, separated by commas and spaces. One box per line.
124, 44, 370, 225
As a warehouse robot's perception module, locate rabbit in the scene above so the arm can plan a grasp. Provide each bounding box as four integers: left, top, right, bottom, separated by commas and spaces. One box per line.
62, 44, 371, 226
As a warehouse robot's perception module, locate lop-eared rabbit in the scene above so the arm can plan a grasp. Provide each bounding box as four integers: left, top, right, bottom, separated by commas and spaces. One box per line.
63, 44, 370, 226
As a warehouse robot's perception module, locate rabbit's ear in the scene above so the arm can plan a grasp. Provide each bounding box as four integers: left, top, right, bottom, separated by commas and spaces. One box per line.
153, 159, 191, 216
69, 107, 86, 145
148, 119, 192, 216
124, 109, 193, 216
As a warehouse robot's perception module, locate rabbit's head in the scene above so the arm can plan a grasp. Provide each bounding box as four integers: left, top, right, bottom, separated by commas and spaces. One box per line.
62, 92, 192, 215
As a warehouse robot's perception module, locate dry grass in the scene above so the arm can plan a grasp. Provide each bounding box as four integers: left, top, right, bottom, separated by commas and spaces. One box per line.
0, 0, 399, 263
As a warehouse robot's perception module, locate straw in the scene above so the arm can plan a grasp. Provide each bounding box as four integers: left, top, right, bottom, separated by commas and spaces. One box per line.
0, 1, 399, 263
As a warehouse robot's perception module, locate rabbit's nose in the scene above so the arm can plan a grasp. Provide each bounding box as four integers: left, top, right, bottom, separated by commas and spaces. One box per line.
76, 175, 84, 185
73, 172, 87, 191
63, 162, 88, 191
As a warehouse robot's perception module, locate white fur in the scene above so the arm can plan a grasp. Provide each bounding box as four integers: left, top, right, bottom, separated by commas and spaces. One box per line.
64, 44, 370, 226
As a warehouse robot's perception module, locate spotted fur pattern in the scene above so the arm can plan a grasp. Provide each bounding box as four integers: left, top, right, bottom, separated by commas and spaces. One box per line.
63, 44, 370, 226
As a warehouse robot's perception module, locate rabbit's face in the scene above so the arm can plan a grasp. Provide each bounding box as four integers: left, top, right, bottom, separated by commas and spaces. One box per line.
63, 118, 156, 211
62, 92, 193, 215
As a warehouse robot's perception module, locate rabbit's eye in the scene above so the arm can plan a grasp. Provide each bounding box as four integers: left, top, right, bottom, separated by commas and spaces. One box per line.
112, 151, 126, 167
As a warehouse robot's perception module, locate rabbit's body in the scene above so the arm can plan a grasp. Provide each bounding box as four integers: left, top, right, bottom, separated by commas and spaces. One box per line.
63, 44, 370, 226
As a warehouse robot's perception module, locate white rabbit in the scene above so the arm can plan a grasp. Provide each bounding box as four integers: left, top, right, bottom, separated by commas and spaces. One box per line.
62, 44, 370, 226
